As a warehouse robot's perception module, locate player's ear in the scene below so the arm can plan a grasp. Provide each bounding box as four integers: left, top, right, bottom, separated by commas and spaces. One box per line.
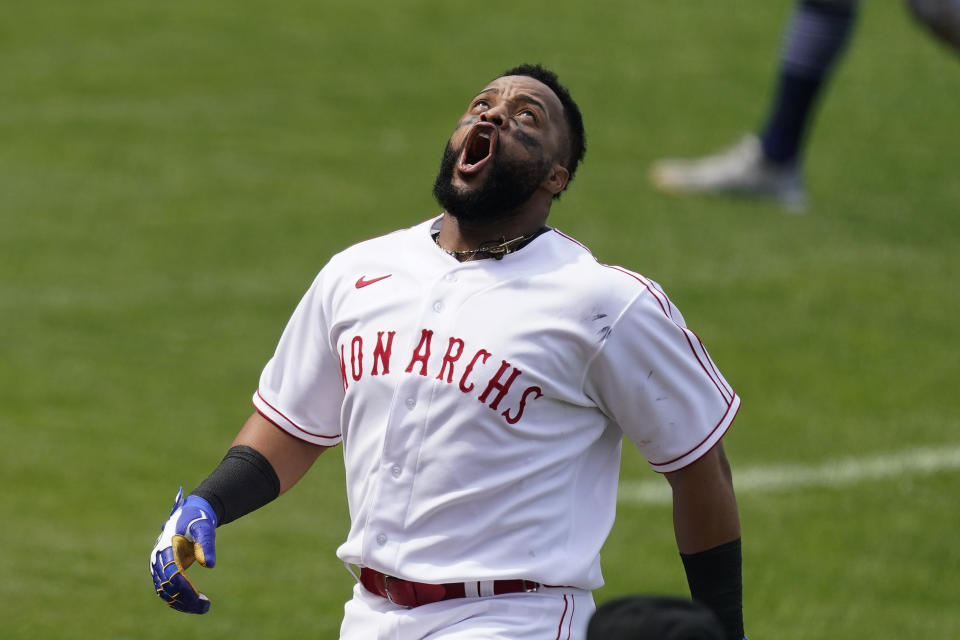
542, 163, 569, 196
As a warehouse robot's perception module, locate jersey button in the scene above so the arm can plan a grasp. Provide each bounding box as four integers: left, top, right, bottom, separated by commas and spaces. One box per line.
444, 272, 457, 282
391, 464, 402, 478
405, 398, 416, 410
432, 301, 444, 313
376, 534, 387, 546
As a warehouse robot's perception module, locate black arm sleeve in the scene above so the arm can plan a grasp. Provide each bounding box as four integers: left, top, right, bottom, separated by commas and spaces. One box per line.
680, 538, 744, 640
190, 445, 281, 526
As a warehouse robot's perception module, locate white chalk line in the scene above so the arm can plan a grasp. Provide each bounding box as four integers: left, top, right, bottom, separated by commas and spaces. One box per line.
618, 445, 960, 505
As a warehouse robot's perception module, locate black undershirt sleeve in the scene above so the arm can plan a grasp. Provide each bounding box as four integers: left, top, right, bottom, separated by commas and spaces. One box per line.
680, 538, 744, 640
190, 445, 281, 526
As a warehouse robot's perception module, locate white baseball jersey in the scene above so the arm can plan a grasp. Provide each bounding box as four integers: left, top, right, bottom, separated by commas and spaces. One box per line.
253, 216, 739, 591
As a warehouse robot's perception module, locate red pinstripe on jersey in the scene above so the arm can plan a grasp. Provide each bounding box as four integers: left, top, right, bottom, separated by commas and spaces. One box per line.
550, 229, 734, 405
653, 399, 740, 469
565, 594, 576, 640
550, 228, 738, 470
255, 389, 341, 442
607, 265, 733, 405
555, 594, 571, 640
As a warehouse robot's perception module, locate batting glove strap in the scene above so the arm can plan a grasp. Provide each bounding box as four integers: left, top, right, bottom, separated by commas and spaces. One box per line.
148, 488, 218, 614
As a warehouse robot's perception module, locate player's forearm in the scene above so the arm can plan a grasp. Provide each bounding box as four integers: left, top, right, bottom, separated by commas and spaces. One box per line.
231, 411, 329, 494
673, 494, 743, 640
672, 496, 741, 554
666, 443, 744, 639
667, 443, 741, 553
190, 412, 329, 526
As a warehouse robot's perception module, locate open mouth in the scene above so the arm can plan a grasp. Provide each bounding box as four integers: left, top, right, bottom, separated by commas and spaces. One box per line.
457, 122, 497, 175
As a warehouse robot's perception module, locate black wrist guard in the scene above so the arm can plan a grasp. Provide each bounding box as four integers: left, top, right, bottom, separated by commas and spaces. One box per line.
680, 538, 744, 640
191, 445, 281, 526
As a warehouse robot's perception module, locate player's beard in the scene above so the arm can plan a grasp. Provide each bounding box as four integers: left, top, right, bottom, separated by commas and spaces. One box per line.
432, 139, 552, 224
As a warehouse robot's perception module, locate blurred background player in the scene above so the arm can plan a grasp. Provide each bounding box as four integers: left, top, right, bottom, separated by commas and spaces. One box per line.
908, 0, 960, 49
587, 595, 726, 640
649, 0, 959, 212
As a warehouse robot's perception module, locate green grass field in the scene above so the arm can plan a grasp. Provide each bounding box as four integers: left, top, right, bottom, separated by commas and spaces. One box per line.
2, 1, 958, 638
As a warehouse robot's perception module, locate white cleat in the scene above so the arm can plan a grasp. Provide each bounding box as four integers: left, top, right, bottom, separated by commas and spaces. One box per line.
650, 134, 807, 213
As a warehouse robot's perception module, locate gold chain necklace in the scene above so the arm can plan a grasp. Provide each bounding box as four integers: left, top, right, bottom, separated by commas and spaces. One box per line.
432, 229, 545, 261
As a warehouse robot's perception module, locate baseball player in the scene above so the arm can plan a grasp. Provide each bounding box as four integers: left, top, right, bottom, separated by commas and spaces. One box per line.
649, 0, 959, 211
908, 0, 960, 49
149, 64, 746, 640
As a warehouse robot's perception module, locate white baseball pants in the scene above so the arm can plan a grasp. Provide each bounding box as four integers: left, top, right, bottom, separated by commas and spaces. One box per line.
339, 582, 594, 640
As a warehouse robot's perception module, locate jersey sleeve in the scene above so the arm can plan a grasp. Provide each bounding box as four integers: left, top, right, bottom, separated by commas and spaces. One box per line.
253, 270, 344, 446
584, 282, 739, 473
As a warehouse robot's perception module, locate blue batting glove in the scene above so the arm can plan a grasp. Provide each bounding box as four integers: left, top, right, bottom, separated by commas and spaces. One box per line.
149, 487, 219, 613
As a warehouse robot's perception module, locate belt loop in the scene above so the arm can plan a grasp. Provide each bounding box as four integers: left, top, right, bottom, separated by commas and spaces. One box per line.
382, 575, 396, 605
462, 580, 480, 598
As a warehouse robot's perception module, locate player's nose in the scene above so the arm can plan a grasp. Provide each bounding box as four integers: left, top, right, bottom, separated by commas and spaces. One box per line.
480, 107, 507, 128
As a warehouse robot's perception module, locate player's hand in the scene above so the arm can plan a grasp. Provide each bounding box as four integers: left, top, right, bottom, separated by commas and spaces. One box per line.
149, 487, 219, 613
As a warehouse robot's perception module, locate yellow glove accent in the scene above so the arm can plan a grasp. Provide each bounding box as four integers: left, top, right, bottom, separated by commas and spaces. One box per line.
172, 533, 212, 568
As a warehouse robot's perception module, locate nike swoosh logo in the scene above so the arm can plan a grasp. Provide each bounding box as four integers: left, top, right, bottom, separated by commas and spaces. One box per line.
355, 274, 392, 289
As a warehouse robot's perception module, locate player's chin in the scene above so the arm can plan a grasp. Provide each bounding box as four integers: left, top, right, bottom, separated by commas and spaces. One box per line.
450, 169, 488, 194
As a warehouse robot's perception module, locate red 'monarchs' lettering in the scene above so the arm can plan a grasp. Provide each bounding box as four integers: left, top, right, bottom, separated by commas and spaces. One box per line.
372, 331, 396, 375
459, 349, 492, 393
478, 360, 522, 410
405, 329, 434, 376
351, 336, 363, 381
437, 337, 465, 383
503, 386, 543, 424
